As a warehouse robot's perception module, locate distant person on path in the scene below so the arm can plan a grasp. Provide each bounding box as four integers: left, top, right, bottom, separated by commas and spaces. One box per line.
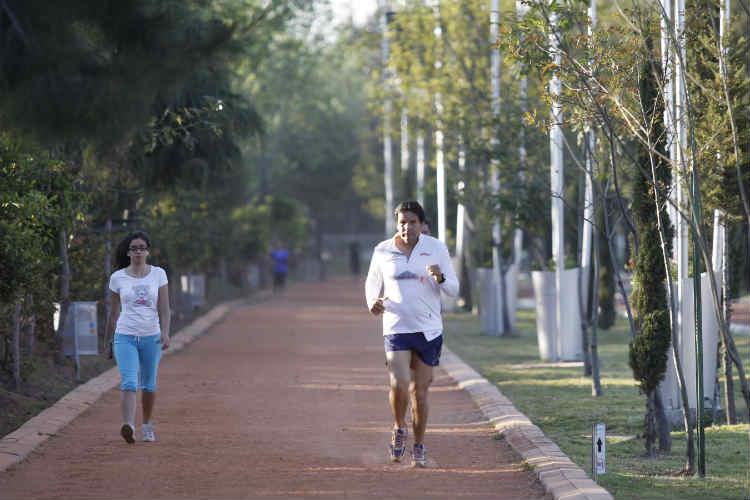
421, 218, 432, 236
104, 231, 170, 444
365, 201, 459, 467
270, 244, 289, 293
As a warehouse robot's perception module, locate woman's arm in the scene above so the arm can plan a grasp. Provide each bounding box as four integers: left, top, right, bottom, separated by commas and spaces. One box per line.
105, 292, 121, 358
157, 284, 171, 350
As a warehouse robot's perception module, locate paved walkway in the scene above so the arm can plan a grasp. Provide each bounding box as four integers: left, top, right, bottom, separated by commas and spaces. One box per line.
0, 278, 549, 499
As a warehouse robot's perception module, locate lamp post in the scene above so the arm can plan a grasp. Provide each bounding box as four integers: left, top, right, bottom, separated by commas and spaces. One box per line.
549, 3, 564, 357
490, 0, 508, 335
380, 0, 395, 237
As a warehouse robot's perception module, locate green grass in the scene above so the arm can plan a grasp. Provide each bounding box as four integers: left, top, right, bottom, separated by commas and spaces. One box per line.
445, 309, 750, 500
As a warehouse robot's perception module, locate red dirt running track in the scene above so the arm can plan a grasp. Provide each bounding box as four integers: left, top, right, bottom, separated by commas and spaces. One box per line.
0, 278, 547, 499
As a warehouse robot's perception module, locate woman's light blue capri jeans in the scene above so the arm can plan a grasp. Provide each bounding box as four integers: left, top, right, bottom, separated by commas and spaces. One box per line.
113, 333, 162, 392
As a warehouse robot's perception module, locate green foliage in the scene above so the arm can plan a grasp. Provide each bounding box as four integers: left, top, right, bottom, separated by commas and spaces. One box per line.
381, 0, 556, 264
628, 309, 671, 393
230, 195, 308, 261
0, 1, 238, 147
446, 310, 750, 499
241, 28, 378, 232
0, 136, 83, 302
0, 1, 315, 392
628, 37, 673, 399
684, 0, 750, 222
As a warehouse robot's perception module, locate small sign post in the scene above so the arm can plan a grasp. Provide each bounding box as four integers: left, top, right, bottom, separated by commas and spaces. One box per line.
592, 422, 606, 480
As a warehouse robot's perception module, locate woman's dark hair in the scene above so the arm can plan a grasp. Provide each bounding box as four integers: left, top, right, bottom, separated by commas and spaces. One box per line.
394, 201, 425, 222
115, 231, 151, 270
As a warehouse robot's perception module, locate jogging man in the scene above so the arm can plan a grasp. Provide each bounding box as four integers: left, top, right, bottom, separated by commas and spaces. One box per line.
365, 201, 459, 467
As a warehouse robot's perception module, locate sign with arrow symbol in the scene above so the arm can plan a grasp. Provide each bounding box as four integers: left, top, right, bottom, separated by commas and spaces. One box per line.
592, 422, 606, 479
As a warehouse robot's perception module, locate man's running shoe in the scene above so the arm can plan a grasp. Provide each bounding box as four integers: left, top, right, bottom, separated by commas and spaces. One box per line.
388, 428, 407, 462
120, 423, 135, 444
412, 443, 427, 467
142, 423, 156, 442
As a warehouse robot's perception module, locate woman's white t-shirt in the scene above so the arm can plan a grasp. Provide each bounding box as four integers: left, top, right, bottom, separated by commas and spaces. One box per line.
109, 266, 168, 336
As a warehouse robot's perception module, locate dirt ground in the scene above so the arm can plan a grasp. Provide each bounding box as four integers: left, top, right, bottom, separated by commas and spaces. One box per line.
0, 278, 548, 500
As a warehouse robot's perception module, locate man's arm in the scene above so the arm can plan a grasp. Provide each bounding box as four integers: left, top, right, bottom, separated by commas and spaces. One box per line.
437, 241, 459, 297
365, 248, 384, 314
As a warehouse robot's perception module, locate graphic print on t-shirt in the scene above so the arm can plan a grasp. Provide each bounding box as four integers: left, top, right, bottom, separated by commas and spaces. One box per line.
132, 284, 152, 307
394, 270, 419, 281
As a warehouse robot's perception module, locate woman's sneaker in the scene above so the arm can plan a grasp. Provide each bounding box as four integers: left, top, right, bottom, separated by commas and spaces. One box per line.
412, 443, 427, 467
120, 423, 135, 444
142, 423, 156, 442
388, 428, 407, 462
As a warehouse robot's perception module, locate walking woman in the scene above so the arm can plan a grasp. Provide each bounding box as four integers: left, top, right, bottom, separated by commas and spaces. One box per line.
104, 231, 170, 443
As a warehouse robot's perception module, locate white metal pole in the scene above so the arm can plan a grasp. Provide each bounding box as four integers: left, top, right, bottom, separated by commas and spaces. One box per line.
456, 140, 467, 258
431, 1, 447, 243
417, 131, 426, 207
381, 0, 395, 237
401, 108, 409, 175
550, 6, 564, 359
719, 0, 730, 78
515, 0, 530, 266
658, 0, 682, 417
456, 140, 467, 297
436, 97, 447, 242
661, 0, 678, 260
712, 210, 724, 271
581, 0, 596, 296
716, 0, 730, 278
490, 0, 506, 335
674, 0, 690, 405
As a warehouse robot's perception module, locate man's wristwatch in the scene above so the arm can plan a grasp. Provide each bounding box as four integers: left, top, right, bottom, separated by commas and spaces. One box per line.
437, 273, 446, 284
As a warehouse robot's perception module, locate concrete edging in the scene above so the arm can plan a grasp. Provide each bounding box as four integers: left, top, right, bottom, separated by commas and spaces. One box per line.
441, 348, 614, 500
0, 301, 237, 473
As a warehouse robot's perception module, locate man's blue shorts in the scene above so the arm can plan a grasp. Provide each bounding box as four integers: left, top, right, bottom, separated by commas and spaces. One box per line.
384, 332, 443, 367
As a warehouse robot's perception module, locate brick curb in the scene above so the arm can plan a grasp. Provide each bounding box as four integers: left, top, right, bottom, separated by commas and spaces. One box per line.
441, 348, 613, 500
0, 299, 242, 473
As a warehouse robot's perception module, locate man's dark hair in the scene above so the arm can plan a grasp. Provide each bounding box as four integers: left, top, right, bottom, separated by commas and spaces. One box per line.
394, 201, 425, 222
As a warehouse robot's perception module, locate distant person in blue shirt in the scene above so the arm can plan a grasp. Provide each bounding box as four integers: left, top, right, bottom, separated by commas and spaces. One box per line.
270, 245, 289, 293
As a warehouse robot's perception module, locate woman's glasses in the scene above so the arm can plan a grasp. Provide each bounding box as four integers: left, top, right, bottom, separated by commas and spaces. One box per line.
128, 246, 149, 252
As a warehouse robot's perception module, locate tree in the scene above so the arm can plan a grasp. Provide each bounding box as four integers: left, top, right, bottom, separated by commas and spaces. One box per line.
628, 36, 674, 456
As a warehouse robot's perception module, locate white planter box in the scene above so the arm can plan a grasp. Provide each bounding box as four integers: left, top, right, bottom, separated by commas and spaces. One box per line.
531, 268, 583, 361
477, 265, 519, 336
659, 272, 721, 420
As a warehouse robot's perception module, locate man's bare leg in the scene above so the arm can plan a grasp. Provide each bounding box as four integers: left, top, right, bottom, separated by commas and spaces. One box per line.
409, 354, 434, 445
386, 350, 411, 429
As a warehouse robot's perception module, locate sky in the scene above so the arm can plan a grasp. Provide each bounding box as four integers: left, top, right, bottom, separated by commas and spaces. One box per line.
330, 0, 379, 27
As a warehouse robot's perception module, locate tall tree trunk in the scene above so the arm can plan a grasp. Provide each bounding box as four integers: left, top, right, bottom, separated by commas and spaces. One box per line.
56, 227, 71, 365
645, 390, 657, 457
13, 296, 22, 391
26, 293, 35, 355
723, 340, 736, 424
104, 218, 112, 332
597, 195, 616, 330
578, 169, 592, 377
590, 199, 603, 396
721, 219, 736, 424
655, 389, 672, 452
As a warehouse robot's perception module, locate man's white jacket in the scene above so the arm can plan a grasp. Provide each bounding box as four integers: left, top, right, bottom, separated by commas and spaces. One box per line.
365, 234, 459, 341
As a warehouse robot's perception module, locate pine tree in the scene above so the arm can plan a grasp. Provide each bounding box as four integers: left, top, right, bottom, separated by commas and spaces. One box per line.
628, 36, 674, 457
